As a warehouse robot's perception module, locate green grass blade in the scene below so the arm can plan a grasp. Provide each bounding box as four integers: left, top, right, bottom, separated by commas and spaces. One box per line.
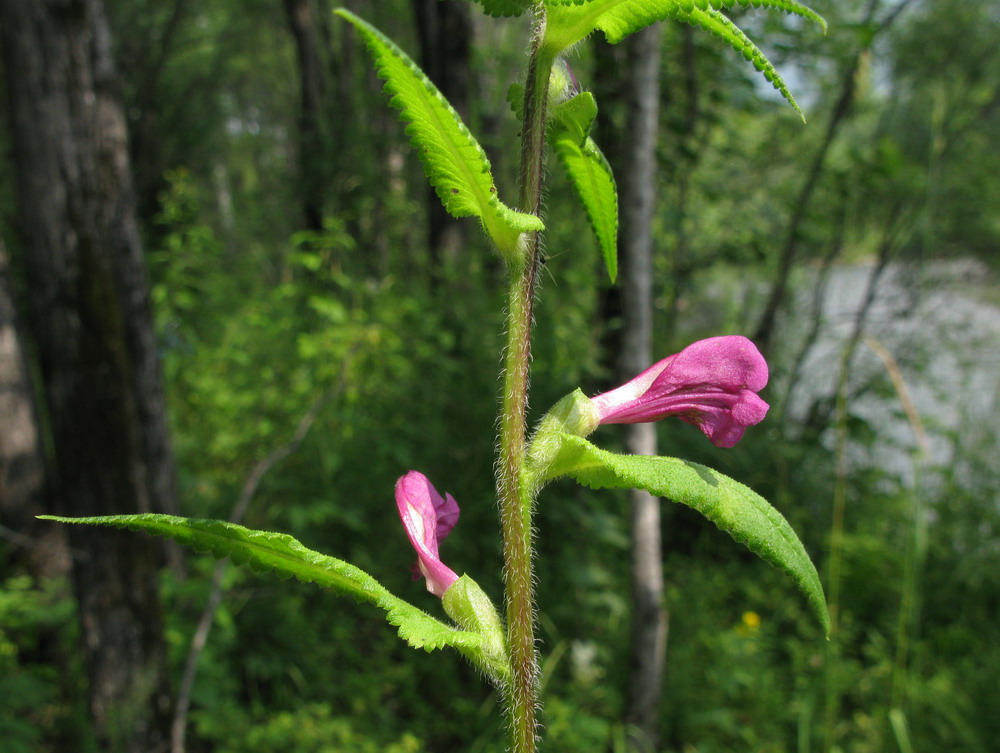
40, 513, 484, 653
544, 435, 830, 635
336, 9, 542, 256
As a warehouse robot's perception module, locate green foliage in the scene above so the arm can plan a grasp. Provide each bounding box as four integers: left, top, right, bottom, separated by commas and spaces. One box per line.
543, 0, 824, 118
0, 576, 90, 753
544, 434, 830, 635
40, 515, 487, 656
677, 7, 804, 119
211, 703, 424, 753
0, 577, 56, 753
470, 0, 535, 16
150, 168, 226, 339
335, 9, 542, 259
543, 0, 823, 47
12, 0, 1000, 750
549, 91, 619, 281
886, 0, 1000, 265
542, 696, 626, 752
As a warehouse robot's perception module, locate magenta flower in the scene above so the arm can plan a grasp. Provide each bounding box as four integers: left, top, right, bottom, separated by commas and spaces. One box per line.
395, 471, 460, 597
591, 336, 769, 448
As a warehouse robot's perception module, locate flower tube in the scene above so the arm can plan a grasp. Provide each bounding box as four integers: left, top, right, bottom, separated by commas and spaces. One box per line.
592, 335, 769, 448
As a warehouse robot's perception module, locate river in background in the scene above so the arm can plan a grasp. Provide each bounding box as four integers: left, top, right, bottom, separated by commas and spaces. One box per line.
779, 258, 1000, 480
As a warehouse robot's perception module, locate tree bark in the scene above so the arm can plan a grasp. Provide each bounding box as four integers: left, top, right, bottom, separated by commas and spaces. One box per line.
0, 1, 173, 750
0, 242, 69, 580
618, 24, 668, 753
284, 0, 330, 231
114, 0, 189, 226
662, 25, 699, 345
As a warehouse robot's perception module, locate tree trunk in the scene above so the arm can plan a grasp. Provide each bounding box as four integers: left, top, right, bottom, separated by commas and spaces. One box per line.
617, 23, 668, 753
591, 36, 626, 377
0, 242, 69, 580
0, 1, 173, 750
284, 0, 330, 231
662, 25, 699, 345
412, 0, 472, 269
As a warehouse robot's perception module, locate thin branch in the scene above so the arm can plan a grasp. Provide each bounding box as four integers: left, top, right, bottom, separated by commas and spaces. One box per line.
0, 524, 50, 550
803, 201, 912, 435
778, 190, 848, 424
753, 0, 917, 354
170, 393, 330, 753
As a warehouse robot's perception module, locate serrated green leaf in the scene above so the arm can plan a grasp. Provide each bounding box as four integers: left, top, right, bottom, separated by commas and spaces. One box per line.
545, 0, 824, 49
335, 9, 542, 256
470, 0, 535, 16
550, 93, 618, 281
551, 89, 597, 143
680, 7, 803, 119
544, 0, 825, 41
708, 0, 825, 33
543, 0, 823, 119
40, 513, 485, 654
544, 435, 830, 635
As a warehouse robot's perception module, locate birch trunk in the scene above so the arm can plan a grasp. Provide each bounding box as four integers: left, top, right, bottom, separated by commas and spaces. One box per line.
617, 23, 668, 753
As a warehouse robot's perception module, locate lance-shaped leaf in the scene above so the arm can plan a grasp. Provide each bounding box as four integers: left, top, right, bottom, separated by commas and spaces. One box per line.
336, 10, 542, 257
550, 92, 619, 281
542, 435, 830, 635
40, 514, 502, 669
543, 0, 824, 118
679, 7, 803, 118
544, 0, 824, 48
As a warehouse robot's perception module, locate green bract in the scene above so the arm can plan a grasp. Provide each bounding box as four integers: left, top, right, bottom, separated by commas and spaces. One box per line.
442, 575, 511, 683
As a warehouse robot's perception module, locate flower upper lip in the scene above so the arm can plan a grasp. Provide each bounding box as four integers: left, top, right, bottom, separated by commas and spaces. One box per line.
591, 336, 769, 448
395, 471, 460, 597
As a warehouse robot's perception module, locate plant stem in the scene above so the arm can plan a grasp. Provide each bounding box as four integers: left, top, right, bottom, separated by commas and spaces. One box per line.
498, 20, 554, 753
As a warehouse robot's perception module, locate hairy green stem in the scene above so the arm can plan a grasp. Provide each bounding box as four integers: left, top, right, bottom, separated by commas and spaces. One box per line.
498, 18, 554, 753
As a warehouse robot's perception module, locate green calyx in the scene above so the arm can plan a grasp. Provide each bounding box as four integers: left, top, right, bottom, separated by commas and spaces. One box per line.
525, 389, 600, 488
442, 575, 511, 685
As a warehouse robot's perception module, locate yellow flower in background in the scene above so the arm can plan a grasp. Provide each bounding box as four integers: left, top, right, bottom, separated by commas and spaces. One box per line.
742, 611, 761, 631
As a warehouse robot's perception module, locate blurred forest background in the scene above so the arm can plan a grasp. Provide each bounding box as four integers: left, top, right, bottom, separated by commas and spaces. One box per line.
1, 0, 999, 752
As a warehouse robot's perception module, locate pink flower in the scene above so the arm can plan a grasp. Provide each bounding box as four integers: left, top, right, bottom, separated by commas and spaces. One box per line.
592, 336, 769, 448
395, 471, 460, 597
